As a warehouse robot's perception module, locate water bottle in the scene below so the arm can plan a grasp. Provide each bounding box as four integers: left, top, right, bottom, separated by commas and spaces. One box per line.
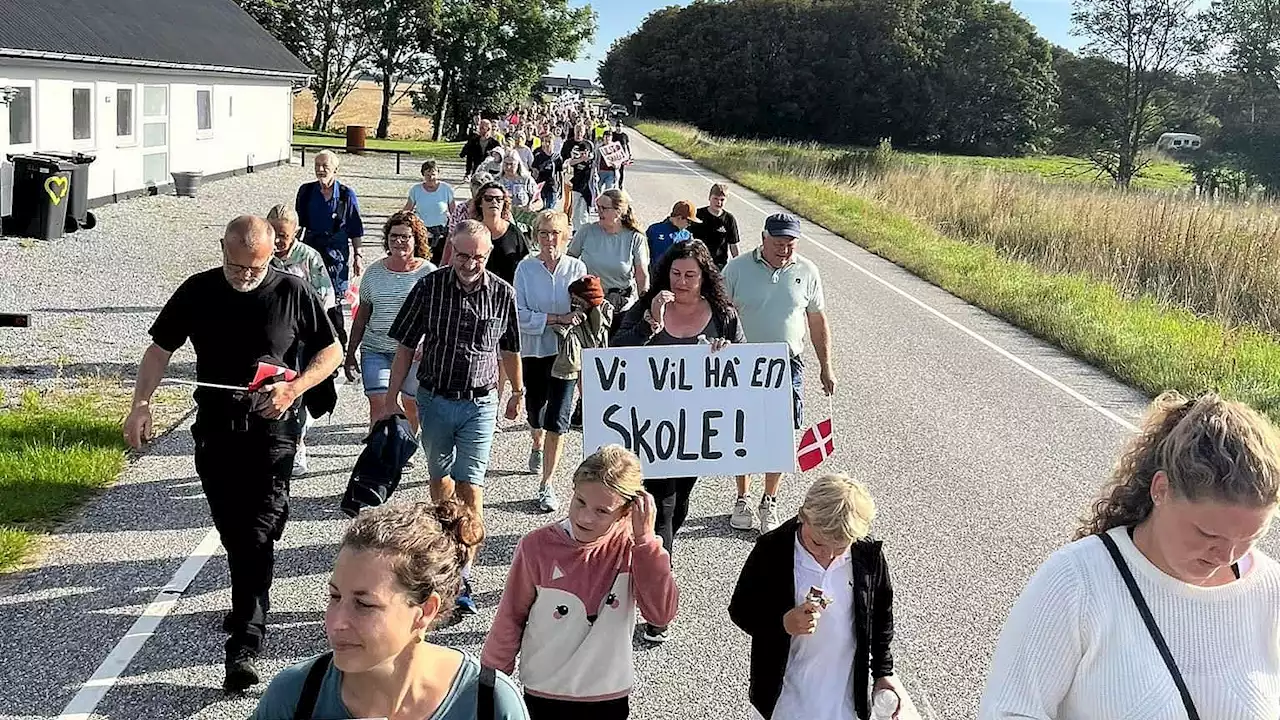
871, 688, 900, 720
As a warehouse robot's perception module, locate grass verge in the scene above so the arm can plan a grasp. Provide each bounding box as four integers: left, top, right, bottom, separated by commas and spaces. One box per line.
293, 129, 463, 157
635, 122, 1280, 423
0, 383, 189, 573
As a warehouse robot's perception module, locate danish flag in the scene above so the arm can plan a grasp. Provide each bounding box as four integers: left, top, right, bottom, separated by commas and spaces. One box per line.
247, 362, 298, 391
796, 417, 835, 472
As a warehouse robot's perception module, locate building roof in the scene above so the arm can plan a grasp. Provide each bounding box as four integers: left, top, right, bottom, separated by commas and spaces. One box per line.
541, 76, 602, 91
0, 0, 312, 77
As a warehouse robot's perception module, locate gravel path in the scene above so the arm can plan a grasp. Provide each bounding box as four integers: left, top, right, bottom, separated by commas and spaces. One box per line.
0, 153, 448, 383
3, 135, 1266, 720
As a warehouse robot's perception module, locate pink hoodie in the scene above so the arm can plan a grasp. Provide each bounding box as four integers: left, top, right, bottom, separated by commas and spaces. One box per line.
481, 519, 679, 702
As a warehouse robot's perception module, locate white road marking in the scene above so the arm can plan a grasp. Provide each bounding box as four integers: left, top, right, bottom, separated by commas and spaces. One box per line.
629, 129, 1140, 434
56, 528, 222, 720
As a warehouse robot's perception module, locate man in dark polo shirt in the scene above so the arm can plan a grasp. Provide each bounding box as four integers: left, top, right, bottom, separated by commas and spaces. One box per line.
692, 183, 742, 270
123, 216, 342, 693
382, 219, 524, 615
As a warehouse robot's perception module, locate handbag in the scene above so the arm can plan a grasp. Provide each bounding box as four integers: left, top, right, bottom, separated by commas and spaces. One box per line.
1098, 531, 1201, 720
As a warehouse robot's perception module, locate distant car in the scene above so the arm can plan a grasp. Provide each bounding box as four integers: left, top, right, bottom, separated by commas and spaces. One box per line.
1157, 132, 1201, 151
609, 104, 629, 117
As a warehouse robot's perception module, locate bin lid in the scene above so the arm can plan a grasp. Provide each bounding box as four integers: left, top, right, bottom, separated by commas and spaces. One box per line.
11, 154, 74, 171
35, 151, 96, 164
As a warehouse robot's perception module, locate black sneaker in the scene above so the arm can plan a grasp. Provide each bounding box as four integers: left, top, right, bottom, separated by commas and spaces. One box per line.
223, 654, 260, 694
454, 578, 478, 617
642, 623, 670, 643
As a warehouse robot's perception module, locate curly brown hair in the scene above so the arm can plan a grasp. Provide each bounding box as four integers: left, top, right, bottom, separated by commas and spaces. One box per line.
342, 499, 484, 627
381, 211, 432, 261
1074, 391, 1280, 540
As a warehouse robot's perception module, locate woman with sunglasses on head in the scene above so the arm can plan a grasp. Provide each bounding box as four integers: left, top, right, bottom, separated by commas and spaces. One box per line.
612, 239, 744, 644
471, 181, 530, 287
979, 392, 1280, 720
345, 211, 436, 440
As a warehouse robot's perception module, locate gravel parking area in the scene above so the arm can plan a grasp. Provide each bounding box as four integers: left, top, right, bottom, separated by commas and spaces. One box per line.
0, 153, 465, 385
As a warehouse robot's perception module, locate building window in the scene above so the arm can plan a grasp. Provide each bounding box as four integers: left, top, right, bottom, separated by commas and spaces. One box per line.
116, 87, 134, 137
72, 87, 92, 141
196, 88, 213, 133
9, 86, 33, 145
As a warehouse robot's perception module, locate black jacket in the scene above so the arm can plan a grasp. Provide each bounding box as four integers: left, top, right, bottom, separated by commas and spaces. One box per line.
340, 415, 419, 517
728, 517, 895, 720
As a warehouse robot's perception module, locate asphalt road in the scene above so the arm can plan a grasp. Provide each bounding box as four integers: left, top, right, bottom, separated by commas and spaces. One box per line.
3, 131, 1252, 720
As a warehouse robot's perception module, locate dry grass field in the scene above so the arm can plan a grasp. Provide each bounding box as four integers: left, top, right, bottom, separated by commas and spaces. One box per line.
294, 80, 435, 139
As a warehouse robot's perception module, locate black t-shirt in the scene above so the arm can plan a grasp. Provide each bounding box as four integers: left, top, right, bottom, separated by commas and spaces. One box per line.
149, 267, 335, 406
532, 148, 562, 187
560, 139, 595, 192
486, 222, 531, 285
692, 207, 741, 268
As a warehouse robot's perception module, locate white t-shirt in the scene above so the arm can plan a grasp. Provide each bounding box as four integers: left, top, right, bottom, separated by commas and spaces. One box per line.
408, 182, 455, 227
979, 526, 1280, 720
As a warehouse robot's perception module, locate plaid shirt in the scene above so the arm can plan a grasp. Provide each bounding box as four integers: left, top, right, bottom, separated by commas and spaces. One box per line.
388, 267, 520, 392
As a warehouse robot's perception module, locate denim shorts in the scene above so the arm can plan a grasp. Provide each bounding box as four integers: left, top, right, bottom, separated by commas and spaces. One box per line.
360, 348, 420, 397
790, 355, 805, 430
415, 388, 499, 486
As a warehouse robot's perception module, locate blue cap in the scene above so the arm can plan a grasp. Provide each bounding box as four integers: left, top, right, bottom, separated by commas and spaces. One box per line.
764, 213, 802, 239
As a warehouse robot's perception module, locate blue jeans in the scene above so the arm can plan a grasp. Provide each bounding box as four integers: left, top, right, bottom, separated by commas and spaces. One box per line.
790, 355, 805, 430
598, 169, 618, 191
415, 388, 499, 486
541, 184, 560, 213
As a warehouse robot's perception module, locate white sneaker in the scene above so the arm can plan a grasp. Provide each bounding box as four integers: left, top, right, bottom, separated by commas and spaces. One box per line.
758, 496, 780, 534
730, 496, 755, 530
292, 441, 309, 477
537, 486, 558, 513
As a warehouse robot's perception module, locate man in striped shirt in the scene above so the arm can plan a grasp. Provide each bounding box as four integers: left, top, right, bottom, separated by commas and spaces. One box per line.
383, 219, 524, 615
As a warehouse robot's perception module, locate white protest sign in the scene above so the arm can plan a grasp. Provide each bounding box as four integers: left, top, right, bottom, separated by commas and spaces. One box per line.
599, 141, 629, 168
582, 343, 796, 479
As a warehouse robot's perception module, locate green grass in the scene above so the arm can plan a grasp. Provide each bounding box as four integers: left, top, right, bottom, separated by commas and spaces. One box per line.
0, 389, 132, 572
637, 122, 1280, 423
293, 129, 463, 157
897, 151, 1193, 191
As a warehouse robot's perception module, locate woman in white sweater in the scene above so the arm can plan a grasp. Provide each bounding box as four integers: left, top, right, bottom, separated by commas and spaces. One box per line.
980, 391, 1280, 720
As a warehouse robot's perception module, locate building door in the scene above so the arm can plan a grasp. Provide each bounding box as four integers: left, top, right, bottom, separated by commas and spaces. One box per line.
142, 85, 168, 186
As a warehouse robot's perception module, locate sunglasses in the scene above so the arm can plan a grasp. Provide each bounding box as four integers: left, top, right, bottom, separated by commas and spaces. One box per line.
481, 194, 506, 203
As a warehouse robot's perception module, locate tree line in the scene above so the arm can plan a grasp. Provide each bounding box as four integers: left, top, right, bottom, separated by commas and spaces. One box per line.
600, 0, 1279, 192
235, 0, 595, 140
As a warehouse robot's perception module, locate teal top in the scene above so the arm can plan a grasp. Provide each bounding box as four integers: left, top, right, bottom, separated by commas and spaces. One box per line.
250, 651, 528, 720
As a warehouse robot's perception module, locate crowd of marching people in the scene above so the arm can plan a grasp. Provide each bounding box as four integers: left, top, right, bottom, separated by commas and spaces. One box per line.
118, 99, 1280, 720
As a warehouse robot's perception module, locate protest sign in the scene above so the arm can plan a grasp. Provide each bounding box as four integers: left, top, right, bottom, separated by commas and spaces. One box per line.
582, 343, 796, 478
599, 141, 629, 168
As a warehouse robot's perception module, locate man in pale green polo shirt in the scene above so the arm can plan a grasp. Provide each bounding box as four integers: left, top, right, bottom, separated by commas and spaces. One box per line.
722, 212, 834, 533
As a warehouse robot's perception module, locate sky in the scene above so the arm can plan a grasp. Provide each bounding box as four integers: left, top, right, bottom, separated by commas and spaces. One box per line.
549, 0, 1086, 82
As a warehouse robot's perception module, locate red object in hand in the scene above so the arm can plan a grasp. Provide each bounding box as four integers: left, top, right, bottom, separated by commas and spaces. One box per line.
796, 418, 834, 472
248, 362, 298, 391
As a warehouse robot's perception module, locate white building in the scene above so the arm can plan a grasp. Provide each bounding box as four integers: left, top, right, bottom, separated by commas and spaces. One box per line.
0, 0, 310, 211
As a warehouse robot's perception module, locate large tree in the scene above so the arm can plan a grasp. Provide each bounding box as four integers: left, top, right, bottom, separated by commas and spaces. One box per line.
1069, 0, 1206, 185
369, 0, 440, 138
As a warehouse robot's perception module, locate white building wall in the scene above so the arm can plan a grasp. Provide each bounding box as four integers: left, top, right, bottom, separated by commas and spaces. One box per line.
0, 60, 296, 204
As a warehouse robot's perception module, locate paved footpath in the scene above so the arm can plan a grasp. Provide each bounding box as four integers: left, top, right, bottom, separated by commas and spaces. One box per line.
4, 133, 1272, 720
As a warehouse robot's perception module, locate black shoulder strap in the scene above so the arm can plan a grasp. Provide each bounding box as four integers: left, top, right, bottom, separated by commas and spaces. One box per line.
1098, 532, 1200, 720
331, 185, 350, 235
293, 651, 333, 720
477, 664, 496, 720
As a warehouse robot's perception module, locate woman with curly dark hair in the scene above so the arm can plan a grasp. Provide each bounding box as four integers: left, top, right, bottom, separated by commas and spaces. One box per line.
612, 239, 744, 645
345, 211, 437, 439
980, 391, 1280, 720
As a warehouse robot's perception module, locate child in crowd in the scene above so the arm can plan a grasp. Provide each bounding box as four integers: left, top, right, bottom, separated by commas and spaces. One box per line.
481, 445, 679, 720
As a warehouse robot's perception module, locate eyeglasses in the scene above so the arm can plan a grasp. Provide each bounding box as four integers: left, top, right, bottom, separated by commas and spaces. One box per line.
226, 261, 270, 276
454, 251, 490, 264
481, 194, 506, 203
388, 231, 414, 243
536, 229, 564, 238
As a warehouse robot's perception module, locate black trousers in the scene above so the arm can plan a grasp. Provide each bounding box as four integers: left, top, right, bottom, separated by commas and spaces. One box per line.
326, 305, 348, 352
192, 409, 298, 658
524, 693, 629, 720
644, 476, 696, 558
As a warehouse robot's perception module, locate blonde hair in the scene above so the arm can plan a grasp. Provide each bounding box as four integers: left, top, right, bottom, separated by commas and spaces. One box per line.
1075, 391, 1280, 539
798, 473, 877, 545
535, 209, 570, 237
599, 189, 643, 233
572, 445, 644, 502
265, 204, 298, 226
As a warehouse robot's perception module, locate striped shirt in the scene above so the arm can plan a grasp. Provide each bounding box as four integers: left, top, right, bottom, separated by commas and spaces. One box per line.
388, 267, 520, 392
358, 258, 436, 353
